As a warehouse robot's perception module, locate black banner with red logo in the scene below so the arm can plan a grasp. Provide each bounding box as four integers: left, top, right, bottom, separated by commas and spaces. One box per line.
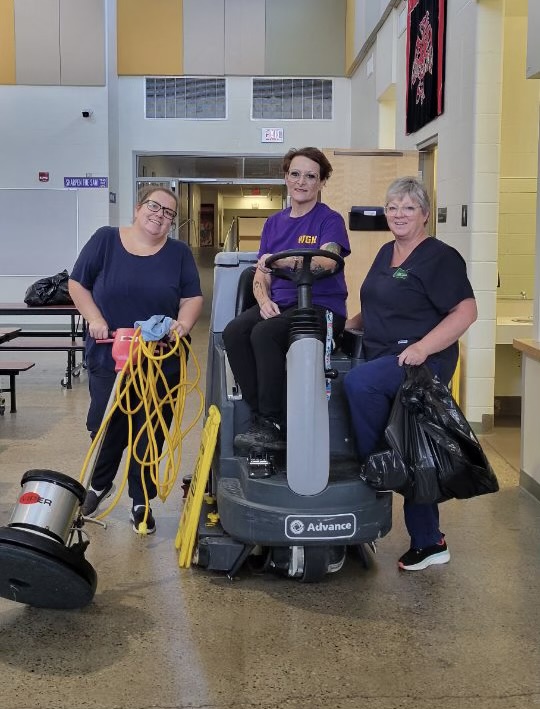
406, 0, 447, 135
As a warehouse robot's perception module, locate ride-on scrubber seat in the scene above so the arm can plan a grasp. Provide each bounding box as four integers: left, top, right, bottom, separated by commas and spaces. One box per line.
234, 266, 257, 316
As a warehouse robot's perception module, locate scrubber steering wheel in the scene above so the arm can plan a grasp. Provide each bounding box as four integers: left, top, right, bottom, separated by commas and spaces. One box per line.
265, 248, 344, 284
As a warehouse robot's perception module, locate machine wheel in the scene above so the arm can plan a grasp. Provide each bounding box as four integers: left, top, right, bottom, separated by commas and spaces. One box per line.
354, 542, 374, 569
246, 547, 272, 574
192, 540, 210, 568
299, 546, 329, 584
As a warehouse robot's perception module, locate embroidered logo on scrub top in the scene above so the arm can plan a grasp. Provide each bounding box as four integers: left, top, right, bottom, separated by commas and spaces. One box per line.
393, 267, 409, 279
298, 234, 317, 245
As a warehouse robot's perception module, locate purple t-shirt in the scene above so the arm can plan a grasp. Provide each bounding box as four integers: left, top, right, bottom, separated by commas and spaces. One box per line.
258, 202, 350, 317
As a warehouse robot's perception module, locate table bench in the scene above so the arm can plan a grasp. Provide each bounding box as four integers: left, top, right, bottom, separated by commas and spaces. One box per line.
0, 361, 36, 413
0, 328, 22, 345
0, 304, 85, 388
0, 337, 85, 389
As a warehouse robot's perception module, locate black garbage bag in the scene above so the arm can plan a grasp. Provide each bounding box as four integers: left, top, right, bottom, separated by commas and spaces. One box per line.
24, 269, 73, 306
360, 447, 412, 495
400, 365, 499, 500
361, 376, 446, 504
360, 364, 499, 504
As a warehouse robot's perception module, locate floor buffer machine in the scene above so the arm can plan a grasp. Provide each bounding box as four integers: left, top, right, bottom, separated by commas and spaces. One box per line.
0, 326, 191, 610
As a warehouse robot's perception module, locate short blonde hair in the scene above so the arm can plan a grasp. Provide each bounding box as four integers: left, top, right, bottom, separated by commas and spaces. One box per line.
386, 177, 430, 216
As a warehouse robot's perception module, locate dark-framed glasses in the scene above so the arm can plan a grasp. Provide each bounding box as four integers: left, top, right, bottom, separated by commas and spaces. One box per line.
287, 170, 320, 184
384, 204, 419, 217
143, 199, 177, 221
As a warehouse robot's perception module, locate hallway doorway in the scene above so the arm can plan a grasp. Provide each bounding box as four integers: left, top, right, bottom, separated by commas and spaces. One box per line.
136, 153, 287, 248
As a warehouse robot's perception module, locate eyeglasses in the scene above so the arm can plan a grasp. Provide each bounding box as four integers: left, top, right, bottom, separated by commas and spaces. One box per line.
143, 199, 177, 221
287, 170, 320, 184
384, 204, 419, 217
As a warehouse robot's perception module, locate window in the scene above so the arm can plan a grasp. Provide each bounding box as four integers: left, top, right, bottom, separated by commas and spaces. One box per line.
252, 78, 332, 120
145, 77, 226, 119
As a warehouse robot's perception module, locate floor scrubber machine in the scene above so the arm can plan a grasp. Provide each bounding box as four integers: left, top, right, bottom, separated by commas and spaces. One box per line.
196, 248, 392, 582
0, 329, 148, 609
0, 472, 96, 609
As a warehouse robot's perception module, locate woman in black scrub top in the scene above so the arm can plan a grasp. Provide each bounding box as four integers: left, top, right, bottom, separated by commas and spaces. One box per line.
343, 177, 477, 572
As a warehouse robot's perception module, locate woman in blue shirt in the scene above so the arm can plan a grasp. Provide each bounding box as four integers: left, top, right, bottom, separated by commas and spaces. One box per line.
69, 187, 203, 534
344, 177, 477, 571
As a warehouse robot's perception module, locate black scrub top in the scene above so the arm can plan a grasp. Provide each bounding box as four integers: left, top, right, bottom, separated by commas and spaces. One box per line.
360, 237, 475, 371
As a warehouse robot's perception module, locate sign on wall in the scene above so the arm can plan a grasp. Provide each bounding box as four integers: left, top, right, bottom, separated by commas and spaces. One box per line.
261, 128, 284, 143
64, 177, 108, 188
406, 0, 447, 134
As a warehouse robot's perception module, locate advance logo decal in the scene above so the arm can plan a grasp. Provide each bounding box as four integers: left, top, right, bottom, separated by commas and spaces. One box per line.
285, 513, 356, 541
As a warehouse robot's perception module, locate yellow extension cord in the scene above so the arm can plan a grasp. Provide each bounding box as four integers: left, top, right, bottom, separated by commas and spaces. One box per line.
78, 328, 204, 534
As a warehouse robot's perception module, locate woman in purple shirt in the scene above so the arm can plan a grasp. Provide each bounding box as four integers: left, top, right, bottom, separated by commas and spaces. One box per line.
223, 147, 350, 450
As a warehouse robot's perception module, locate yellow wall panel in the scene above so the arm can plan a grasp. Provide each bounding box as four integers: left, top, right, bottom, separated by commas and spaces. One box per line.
117, 0, 183, 76
322, 149, 419, 315
0, 0, 16, 84
497, 12, 538, 299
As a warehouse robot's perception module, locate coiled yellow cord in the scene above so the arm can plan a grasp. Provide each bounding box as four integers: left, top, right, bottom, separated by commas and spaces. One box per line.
78, 328, 204, 532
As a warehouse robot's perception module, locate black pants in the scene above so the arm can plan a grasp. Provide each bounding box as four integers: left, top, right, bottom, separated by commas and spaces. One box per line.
222, 304, 345, 423
86, 362, 178, 507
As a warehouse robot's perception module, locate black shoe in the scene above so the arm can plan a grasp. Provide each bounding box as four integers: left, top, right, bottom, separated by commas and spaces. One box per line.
398, 539, 450, 571
234, 415, 286, 451
130, 505, 156, 535
81, 484, 114, 517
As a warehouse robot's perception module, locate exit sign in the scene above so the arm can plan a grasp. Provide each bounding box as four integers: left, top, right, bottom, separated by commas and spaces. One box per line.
261, 128, 284, 143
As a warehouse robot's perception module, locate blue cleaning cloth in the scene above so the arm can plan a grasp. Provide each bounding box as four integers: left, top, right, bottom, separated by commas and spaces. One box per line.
134, 315, 173, 341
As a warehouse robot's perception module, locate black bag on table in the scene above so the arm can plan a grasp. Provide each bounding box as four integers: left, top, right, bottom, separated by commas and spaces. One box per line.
360, 364, 499, 504
24, 269, 73, 306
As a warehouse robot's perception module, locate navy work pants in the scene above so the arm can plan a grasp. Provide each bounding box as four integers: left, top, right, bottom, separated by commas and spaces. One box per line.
86, 363, 177, 507
343, 354, 455, 549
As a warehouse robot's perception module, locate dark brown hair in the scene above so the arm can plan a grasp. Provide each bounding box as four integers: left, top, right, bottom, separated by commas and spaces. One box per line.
282, 147, 333, 181
137, 185, 179, 211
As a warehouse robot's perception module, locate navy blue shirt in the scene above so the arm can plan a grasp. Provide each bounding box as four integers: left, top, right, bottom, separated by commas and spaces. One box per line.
360, 237, 474, 370
70, 227, 202, 371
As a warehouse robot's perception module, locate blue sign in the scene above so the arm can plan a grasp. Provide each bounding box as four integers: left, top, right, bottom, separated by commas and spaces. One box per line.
64, 176, 108, 188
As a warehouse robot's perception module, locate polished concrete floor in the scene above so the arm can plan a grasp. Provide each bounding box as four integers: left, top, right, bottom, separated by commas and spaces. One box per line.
1, 254, 540, 709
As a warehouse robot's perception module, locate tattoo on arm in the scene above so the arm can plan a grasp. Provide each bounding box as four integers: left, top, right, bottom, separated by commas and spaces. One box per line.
253, 280, 268, 305
312, 242, 341, 273
320, 242, 341, 255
